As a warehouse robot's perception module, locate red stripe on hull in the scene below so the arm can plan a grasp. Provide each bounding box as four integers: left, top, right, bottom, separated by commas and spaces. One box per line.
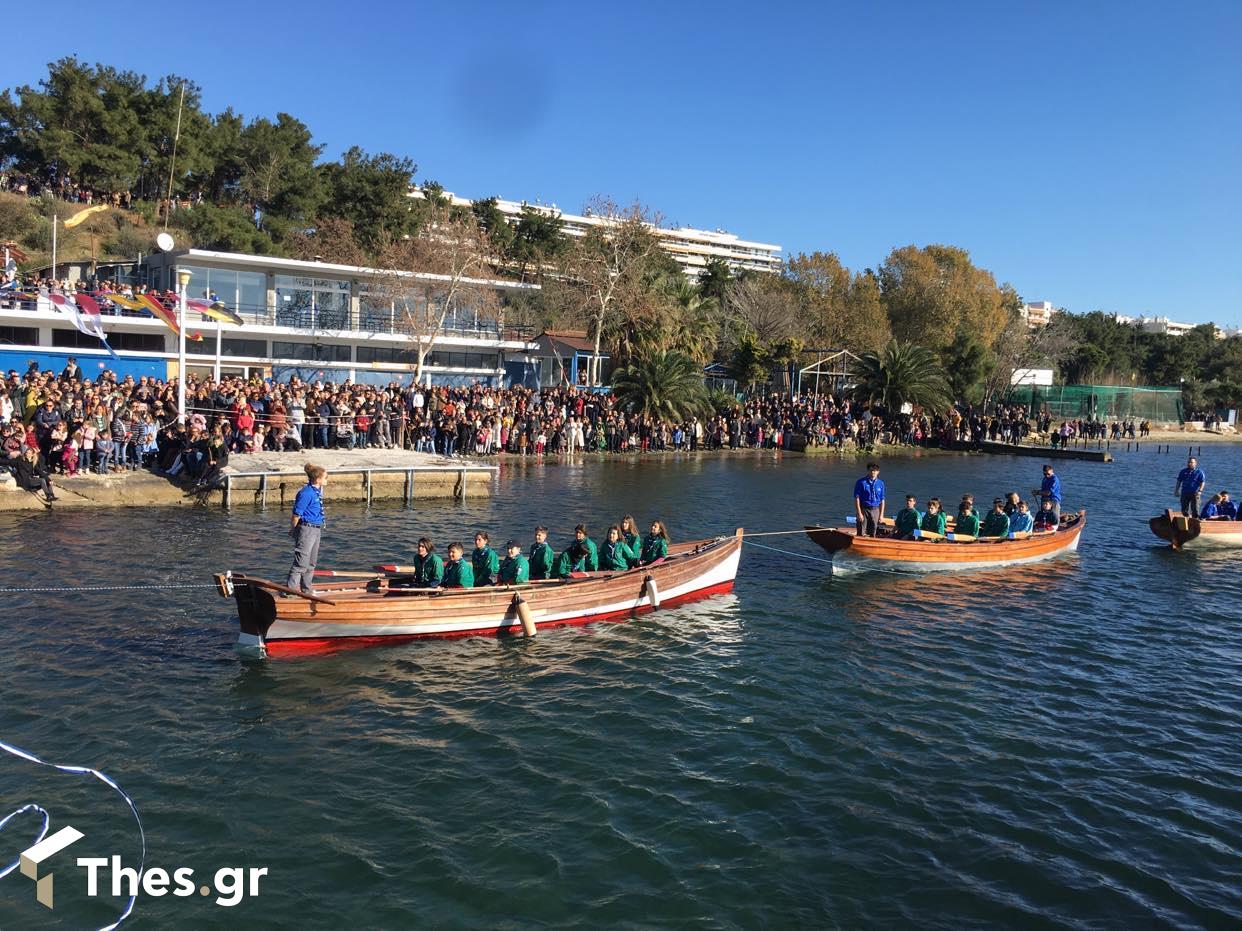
262, 580, 735, 658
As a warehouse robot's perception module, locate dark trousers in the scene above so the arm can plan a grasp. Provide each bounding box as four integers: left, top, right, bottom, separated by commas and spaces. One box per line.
1180, 493, 1200, 518
286, 523, 322, 593
857, 506, 881, 537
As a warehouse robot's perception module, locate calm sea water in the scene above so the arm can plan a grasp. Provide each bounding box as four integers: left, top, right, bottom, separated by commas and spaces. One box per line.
1, 446, 1240, 929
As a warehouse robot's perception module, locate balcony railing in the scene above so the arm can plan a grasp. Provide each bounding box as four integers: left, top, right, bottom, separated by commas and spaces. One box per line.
1, 291, 536, 343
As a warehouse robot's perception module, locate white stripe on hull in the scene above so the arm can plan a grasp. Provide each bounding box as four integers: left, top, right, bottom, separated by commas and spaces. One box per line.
1179, 532, 1242, 550
264, 547, 742, 641
831, 534, 1080, 575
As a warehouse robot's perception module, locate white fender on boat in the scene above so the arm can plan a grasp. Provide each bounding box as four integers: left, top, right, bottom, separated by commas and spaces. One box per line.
514, 596, 537, 637
644, 576, 660, 609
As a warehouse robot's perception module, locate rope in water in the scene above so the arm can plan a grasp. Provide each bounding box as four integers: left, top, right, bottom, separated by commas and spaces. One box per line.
0, 583, 218, 594
0, 738, 144, 929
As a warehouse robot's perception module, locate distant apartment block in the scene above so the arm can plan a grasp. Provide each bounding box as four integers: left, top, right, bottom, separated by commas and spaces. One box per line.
1020, 300, 1056, 327
1114, 314, 1204, 337
411, 189, 782, 279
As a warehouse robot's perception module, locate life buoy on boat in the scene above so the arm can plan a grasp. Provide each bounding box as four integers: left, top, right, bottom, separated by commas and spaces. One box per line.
512, 594, 536, 637
644, 576, 660, 609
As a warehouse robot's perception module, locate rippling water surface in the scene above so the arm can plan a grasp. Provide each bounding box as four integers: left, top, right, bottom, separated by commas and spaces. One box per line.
1, 447, 1240, 928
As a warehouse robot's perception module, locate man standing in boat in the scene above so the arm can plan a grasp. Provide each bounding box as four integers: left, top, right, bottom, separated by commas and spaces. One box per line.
1034, 464, 1062, 524
1174, 456, 1206, 517
286, 463, 327, 594
853, 462, 885, 537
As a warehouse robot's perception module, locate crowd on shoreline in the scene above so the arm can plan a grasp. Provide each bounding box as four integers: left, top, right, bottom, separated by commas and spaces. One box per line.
0, 356, 1205, 503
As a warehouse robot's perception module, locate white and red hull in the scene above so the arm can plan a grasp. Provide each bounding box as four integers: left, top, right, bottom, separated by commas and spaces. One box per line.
221, 532, 743, 657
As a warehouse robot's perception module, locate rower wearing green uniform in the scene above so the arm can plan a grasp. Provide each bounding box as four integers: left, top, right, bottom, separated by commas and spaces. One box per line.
442, 542, 475, 588
557, 524, 599, 576
528, 525, 556, 580
599, 525, 632, 571
981, 498, 1011, 538
498, 540, 530, 585
411, 537, 444, 587
954, 497, 980, 538
472, 531, 500, 586
921, 498, 947, 536
620, 514, 642, 567
894, 495, 922, 539
640, 520, 670, 565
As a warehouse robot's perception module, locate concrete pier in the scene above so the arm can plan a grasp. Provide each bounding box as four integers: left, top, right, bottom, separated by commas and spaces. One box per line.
0, 449, 494, 512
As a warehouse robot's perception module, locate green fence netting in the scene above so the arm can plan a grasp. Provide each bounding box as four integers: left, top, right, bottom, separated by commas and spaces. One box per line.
1008, 384, 1183, 422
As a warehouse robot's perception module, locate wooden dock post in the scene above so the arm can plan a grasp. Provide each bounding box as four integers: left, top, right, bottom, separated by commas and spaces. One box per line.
222, 474, 231, 509
364, 469, 372, 507
404, 470, 413, 506
259, 474, 268, 509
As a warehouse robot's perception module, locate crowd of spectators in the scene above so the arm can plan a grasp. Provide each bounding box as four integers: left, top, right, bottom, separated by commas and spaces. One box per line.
0, 352, 1193, 504
0, 171, 134, 208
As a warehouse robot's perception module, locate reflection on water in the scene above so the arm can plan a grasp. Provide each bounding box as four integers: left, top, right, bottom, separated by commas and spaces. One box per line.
1, 448, 1240, 927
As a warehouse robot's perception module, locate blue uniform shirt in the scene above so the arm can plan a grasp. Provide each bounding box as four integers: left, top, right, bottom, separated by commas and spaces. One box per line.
1177, 467, 1206, 495
1221, 501, 1239, 520
1040, 474, 1062, 503
1200, 501, 1219, 519
1010, 512, 1034, 533
854, 476, 885, 508
292, 482, 324, 525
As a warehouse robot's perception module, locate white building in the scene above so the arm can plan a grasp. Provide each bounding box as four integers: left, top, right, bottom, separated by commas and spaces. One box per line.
1020, 300, 1056, 328
0, 249, 541, 387
1113, 314, 1200, 337
411, 189, 782, 279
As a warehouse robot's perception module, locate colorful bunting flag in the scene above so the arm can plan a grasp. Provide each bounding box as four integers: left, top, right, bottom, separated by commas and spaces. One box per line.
187, 298, 244, 327
138, 293, 203, 341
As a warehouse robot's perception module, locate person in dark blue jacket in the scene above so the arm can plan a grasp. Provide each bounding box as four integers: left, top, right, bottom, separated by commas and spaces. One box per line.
1033, 464, 1062, 523
1174, 456, 1206, 517
1200, 493, 1225, 520
853, 462, 885, 537
1218, 491, 1239, 521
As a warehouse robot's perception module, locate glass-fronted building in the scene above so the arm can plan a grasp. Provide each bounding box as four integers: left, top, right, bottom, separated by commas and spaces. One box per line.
0, 249, 542, 387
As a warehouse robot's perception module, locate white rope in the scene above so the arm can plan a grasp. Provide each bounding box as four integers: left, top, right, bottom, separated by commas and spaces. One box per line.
0, 738, 144, 929
742, 539, 836, 564
742, 538, 934, 576
0, 583, 217, 594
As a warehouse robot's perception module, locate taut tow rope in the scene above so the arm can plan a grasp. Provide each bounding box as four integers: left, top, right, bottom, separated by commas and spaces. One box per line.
0, 583, 217, 595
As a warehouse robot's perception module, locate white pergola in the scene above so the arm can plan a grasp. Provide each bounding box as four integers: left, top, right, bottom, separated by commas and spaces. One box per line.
795, 349, 861, 396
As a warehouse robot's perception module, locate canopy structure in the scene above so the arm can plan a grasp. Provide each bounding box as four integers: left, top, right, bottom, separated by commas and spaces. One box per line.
794, 349, 860, 396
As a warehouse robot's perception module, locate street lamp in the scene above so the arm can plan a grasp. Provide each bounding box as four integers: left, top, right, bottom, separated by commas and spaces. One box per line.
177, 267, 192, 425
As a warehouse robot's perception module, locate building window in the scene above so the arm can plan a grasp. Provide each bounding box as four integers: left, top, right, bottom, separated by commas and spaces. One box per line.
274, 275, 352, 331
0, 326, 38, 345
272, 341, 351, 362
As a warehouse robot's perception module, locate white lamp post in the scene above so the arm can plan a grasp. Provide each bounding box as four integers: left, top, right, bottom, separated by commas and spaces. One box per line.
177, 268, 192, 425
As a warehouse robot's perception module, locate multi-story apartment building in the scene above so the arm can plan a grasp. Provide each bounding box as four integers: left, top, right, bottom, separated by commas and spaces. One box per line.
411, 189, 782, 279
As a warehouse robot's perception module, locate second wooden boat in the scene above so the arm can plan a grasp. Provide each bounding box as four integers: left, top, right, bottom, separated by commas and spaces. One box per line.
804, 511, 1086, 574
1149, 509, 1242, 550
216, 530, 743, 657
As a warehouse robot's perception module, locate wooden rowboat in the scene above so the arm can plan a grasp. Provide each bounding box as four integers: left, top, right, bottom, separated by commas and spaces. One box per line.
215, 530, 743, 657
804, 511, 1086, 574
1149, 508, 1242, 550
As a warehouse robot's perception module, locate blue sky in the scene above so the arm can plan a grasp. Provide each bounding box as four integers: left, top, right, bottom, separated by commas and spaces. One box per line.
7, 1, 1240, 324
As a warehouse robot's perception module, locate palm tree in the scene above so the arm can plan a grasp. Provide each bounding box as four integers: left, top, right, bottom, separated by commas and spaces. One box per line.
854, 340, 952, 412
661, 277, 720, 364
612, 349, 712, 421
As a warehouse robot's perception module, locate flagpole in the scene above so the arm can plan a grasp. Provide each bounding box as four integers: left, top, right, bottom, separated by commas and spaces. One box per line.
177, 269, 192, 425
214, 319, 222, 382
51, 216, 57, 283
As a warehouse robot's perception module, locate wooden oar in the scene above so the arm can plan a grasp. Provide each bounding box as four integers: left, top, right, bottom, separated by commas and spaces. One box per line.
232, 574, 337, 605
